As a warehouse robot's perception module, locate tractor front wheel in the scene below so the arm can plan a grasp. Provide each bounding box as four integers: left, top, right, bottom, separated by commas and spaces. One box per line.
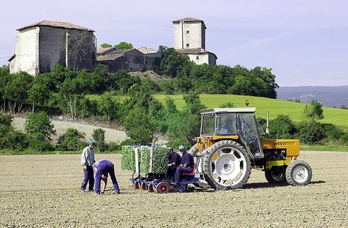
286, 160, 312, 186
203, 140, 251, 190
265, 167, 287, 184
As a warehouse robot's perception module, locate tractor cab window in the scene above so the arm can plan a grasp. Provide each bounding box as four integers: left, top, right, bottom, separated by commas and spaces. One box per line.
201, 114, 215, 135
237, 113, 263, 156
217, 113, 237, 135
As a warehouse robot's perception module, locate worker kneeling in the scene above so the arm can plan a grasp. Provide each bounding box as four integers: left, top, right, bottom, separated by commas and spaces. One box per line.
173, 145, 194, 186
93, 160, 120, 195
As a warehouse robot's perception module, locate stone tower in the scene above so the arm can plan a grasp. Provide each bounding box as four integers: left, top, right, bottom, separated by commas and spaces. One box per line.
173, 17, 206, 50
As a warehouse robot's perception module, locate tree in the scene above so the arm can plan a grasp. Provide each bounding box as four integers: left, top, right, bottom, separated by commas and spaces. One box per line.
124, 107, 155, 145
160, 48, 191, 77
58, 71, 87, 119
5, 72, 33, 113
269, 115, 296, 139
27, 79, 51, 112
56, 128, 85, 151
302, 100, 324, 120
298, 120, 325, 144
25, 112, 56, 141
0, 65, 10, 111
167, 109, 200, 147
183, 91, 206, 115
114, 42, 133, 50
101, 43, 112, 48
97, 92, 119, 121
92, 128, 107, 152
167, 92, 204, 147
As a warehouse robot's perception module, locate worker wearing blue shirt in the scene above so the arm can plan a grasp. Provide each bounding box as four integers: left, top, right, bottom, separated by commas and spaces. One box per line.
93, 160, 120, 195
174, 145, 194, 185
167, 147, 181, 180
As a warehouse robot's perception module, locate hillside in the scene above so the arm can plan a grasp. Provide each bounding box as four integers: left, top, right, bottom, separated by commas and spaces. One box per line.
276, 85, 348, 108
153, 94, 348, 128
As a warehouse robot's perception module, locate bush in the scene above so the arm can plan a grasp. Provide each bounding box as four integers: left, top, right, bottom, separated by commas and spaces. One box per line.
6, 131, 29, 150
339, 132, 348, 145
28, 138, 54, 151
269, 115, 297, 139
25, 112, 56, 141
299, 121, 326, 144
106, 141, 121, 152
322, 124, 342, 140
56, 128, 85, 151
92, 128, 107, 152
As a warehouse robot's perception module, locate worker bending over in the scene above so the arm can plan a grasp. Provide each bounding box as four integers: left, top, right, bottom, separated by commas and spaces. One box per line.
93, 160, 120, 195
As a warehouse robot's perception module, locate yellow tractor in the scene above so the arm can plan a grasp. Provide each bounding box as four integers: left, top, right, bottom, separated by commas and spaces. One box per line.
190, 108, 312, 190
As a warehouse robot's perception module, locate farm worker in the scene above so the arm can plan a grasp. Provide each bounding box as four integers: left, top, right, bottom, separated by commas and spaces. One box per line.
173, 145, 194, 185
80, 140, 96, 192
167, 147, 181, 180
93, 159, 120, 195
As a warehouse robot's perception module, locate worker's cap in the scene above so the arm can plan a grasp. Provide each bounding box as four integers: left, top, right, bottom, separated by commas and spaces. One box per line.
92, 163, 98, 169
179, 145, 185, 150
89, 140, 95, 145
167, 147, 173, 152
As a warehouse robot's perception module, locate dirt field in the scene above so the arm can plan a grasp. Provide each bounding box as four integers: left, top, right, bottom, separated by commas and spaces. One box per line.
0, 151, 347, 227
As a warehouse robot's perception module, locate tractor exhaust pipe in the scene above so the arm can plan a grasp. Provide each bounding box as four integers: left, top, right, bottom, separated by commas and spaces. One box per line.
266, 111, 270, 138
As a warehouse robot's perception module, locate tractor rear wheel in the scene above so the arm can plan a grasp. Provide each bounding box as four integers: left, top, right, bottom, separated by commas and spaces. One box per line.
286, 160, 312, 186
265, 167, 287, 184
188, 144, 200, 172
203, 140, 251, 190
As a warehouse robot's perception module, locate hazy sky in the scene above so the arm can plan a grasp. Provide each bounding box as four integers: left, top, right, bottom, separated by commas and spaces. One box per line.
1, 0, 347, 87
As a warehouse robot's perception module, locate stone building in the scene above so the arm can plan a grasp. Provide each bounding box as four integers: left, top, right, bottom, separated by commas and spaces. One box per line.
97, 48, 146, 73
172, 17, 217, 66
9, 20, 96, 75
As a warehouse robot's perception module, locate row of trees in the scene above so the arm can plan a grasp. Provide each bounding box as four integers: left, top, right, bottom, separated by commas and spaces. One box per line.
153, 47, 279, 98
1, 92, 347, 153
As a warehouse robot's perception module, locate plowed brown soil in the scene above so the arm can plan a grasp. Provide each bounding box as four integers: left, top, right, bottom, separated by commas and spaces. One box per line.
0, 151, 347, 227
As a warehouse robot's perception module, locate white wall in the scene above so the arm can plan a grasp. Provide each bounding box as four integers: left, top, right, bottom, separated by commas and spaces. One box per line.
10, 27, 39, 75
174, 21, 205, 50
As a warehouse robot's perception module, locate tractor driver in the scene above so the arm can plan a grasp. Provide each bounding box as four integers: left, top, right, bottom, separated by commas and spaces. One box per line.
167, 147, 181, 180
219, 118, 235, 134
173, 145, 194, 186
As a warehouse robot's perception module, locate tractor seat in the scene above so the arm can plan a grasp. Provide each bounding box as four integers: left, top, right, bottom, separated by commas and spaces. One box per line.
182, 164, 196, 176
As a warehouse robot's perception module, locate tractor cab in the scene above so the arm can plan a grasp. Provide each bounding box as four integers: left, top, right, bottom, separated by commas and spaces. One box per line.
199, 108, 264, 158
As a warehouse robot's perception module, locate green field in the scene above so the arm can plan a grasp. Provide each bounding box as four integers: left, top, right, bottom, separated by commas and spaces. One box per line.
88, 93, 347, 128
153, 94, 348, 128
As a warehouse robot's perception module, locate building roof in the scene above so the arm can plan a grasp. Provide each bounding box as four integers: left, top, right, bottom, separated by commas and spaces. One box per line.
176, 48, 218, 59
172, 17, 204, 23
97, 47, 115, 55
18, 20, 94, 32
201, 108, 256, 114
138, 47, 158, 54
96, 48, 135, 61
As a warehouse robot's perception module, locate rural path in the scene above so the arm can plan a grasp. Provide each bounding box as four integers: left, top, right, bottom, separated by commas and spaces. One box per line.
12, 117, 168, 144
12, 117, 129, 143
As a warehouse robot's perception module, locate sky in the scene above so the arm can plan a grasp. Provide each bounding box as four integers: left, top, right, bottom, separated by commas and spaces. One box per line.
1, 0, 347, 87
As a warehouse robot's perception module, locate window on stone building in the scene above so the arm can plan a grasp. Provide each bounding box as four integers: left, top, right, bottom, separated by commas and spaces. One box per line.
186, 30, 190, 34
196, 56, 200, 60
186, 43, 189, 48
